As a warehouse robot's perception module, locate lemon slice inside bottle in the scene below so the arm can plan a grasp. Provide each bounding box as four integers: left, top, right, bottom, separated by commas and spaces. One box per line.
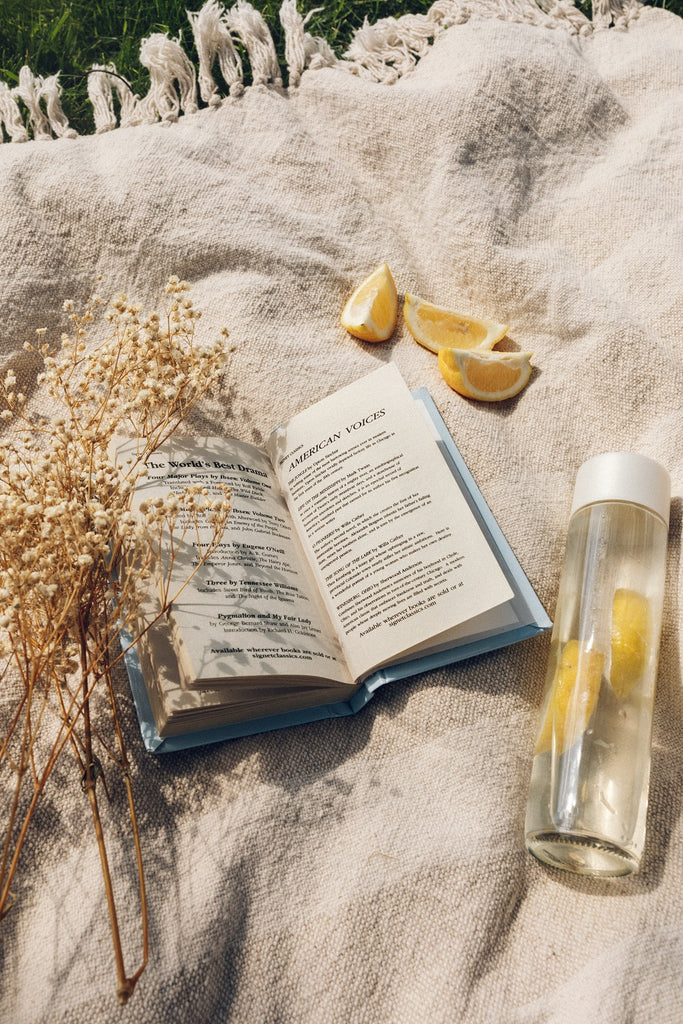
535, 640, 603, 755
610, 588, 650, 699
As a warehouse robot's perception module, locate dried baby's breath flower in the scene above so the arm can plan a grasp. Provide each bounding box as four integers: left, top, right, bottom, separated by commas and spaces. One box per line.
0, 277, 231, 1004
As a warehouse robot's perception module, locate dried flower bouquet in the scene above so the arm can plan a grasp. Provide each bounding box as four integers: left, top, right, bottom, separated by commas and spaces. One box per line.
0, 277, 231, 1003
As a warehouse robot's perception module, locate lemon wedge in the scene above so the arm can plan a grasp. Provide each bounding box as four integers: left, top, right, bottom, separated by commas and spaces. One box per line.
610, 588, 650, 698
404, 293, 508, 354
535, 640, 603, 755
438, 348, 533, 402
340, 263, 398, 343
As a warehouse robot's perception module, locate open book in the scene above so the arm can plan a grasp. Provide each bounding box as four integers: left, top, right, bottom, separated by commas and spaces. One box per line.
124, 364, 550, 752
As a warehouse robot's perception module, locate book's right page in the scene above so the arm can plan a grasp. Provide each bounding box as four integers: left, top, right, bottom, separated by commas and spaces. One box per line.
361, 385, 552, 698
267, 364, 517, 682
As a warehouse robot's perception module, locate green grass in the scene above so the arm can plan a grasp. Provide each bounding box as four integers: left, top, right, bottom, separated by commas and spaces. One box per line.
0, 0, 680, 136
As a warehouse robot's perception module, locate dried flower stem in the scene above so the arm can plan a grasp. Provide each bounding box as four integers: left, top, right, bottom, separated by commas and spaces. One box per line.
0, 277, 231, 1002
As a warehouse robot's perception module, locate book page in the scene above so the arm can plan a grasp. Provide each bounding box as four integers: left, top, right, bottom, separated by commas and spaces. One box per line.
267, 364, 514, 681
128, 437, 351, 688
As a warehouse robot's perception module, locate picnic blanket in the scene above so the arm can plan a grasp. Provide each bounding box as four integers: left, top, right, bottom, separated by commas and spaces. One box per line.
1, 2, 682, 1020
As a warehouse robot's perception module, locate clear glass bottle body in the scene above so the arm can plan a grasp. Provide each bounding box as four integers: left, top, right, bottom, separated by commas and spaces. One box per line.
525, 500, 668, 876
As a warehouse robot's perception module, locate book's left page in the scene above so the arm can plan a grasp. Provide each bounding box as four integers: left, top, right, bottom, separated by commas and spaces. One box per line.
126, 436, 353, 692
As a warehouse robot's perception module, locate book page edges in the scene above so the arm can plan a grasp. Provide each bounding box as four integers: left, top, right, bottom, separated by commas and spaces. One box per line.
130, 606, 359, 739
123, 616, 549, 753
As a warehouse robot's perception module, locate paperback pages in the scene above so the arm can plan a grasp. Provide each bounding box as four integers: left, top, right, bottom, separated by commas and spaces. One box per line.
124, 364, 550, 751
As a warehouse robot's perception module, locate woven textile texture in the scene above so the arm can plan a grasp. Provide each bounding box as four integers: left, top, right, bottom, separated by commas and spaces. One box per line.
0, 5, 681, 1022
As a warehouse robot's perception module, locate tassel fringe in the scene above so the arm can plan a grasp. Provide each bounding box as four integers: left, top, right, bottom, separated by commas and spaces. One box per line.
226, 0, 283, 87
188, 0, 244, 103
7, 67, 79, 142
0, 0, 643, 142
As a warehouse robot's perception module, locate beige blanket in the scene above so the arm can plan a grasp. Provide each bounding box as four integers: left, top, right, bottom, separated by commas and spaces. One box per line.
0, 3, 681, 1021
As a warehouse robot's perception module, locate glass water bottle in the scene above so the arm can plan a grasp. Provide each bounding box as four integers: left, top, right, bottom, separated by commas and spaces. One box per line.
525, 452, 670, 876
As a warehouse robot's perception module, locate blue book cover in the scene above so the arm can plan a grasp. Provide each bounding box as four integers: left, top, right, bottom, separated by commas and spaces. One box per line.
123, 372, 551, 753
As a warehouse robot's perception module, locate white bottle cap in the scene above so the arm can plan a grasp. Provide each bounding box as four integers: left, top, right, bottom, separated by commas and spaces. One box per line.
570, 452, 671, 527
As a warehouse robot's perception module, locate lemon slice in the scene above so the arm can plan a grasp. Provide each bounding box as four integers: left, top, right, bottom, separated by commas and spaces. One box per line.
404, 293, 508, 354
438, 348, 533, 402
610, 588, 650, 699
340, 263, 398, 343
535, 640, 603, 755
